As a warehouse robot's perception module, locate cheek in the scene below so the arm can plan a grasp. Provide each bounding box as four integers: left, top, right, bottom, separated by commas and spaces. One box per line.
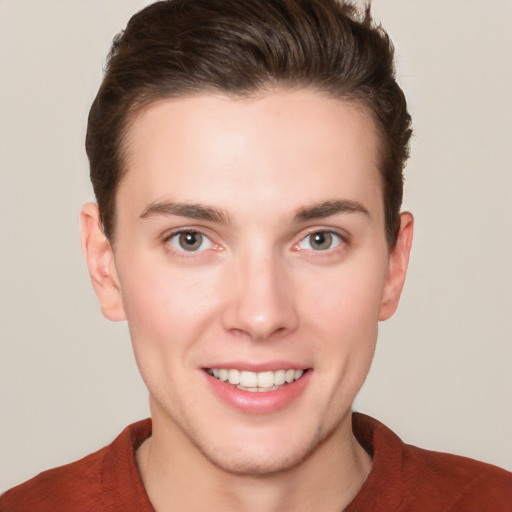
117, 256, 223, 350
305, 260, 387, 331
305, 269, 382, 411
300, 255, 387, 385
117, 258, 225, 401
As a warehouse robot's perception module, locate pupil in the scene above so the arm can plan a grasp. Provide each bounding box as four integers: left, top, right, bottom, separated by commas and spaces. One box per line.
179, 232, 201, 251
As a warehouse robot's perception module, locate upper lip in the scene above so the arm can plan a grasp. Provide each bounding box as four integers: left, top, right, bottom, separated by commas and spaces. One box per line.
203, 361, 310, 372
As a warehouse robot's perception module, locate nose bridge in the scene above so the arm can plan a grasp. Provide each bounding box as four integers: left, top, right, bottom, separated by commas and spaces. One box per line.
222, 244, 298, 340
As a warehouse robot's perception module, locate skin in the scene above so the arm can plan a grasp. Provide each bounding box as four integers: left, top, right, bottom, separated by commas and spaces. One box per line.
81, 89, 413, 512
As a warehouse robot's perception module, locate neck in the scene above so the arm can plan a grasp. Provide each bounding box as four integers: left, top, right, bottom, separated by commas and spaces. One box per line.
136, 408, 371, 512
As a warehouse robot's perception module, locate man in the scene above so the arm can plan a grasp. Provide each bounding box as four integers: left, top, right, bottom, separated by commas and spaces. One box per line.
2, 0, 511, 510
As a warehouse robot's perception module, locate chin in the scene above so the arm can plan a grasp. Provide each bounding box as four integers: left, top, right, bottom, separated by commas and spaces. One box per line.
191, 423, 327, 476
201, 445, 311, 476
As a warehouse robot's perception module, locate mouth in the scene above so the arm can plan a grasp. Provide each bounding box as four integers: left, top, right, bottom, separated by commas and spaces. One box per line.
205, 368, 307, 392
204, 365, 312, 414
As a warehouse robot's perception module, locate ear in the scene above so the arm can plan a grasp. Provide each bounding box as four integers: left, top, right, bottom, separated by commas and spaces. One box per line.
379, 212, 414, 321
80, 203, 126, 322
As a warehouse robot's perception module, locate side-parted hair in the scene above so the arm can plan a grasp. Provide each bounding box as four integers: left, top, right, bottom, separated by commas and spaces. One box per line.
86, 0, 412, 246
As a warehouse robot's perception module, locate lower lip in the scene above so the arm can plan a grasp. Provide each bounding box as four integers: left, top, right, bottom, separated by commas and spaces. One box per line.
204, 370, 311, 414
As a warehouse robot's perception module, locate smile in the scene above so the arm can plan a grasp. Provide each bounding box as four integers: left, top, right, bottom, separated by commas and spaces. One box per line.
206, 368, 305, 392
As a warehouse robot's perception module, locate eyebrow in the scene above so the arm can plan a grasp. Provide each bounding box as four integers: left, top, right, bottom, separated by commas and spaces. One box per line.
293, 200, 370, 222
139, 198, 369, 224
140, 201, 230, 224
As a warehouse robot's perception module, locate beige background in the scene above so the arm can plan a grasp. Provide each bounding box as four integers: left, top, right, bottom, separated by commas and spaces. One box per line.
1, 0, 511, 492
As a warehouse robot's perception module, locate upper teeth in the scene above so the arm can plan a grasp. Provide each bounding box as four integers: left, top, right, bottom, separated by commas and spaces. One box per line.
209, 368, 304, 388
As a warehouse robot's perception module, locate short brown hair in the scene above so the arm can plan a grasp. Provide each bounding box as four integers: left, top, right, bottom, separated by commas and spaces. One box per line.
86, 0, 412, 246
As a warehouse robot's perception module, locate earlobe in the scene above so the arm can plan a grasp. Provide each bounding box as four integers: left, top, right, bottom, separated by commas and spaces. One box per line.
80, 203, 126, 322
379, 212, 414, 321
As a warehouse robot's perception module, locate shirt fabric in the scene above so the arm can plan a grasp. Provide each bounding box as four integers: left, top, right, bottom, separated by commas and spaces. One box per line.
2, 413, 511, 511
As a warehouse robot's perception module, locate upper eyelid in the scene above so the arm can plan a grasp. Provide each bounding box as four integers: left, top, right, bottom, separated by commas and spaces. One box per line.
162, 226, 213, 240
304, 229, 343, 238
299, 230, 343, 245
298, 227, 349, 242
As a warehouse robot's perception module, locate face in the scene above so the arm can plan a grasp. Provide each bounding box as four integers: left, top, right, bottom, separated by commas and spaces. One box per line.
82, 89, 412, 475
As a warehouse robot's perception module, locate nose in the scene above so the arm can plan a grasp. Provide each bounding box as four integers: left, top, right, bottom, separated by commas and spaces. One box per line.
221, 251, 299, 341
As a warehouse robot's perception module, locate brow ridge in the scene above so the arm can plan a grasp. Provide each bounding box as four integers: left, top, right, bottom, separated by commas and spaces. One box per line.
140, 201, 230, 223
293, 200, 370, 222
140, 199, 368, 224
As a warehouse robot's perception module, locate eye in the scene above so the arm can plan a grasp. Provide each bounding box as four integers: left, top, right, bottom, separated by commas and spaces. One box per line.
166, 231, 213, 252
297, 231, 343, 251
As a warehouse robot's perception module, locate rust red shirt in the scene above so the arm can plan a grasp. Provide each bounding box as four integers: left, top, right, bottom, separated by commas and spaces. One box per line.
2, 414, 511, 511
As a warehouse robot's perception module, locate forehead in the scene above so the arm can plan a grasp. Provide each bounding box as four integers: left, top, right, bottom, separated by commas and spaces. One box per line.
118, 89, 383, 222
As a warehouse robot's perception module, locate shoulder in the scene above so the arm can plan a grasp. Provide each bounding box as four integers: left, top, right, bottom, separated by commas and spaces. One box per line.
351, 413, 512, 511
0, 419, 152, 512
402, 443, 512, 510
0, 446, 108, 511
